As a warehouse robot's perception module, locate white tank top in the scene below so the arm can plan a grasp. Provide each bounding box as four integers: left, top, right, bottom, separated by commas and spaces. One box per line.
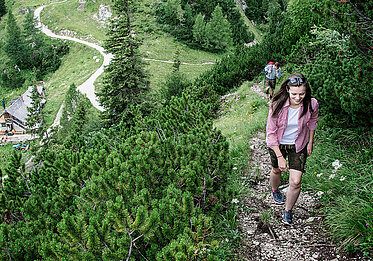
280, 107, 300, 144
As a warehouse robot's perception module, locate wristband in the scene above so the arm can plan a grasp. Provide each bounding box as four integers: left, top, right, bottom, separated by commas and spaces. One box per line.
277, 155, 283, 158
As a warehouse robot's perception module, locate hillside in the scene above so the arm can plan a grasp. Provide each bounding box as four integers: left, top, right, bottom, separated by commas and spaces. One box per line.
0, 0, 372, 260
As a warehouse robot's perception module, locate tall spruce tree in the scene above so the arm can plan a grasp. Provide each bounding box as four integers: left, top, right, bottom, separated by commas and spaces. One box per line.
3, 10, 30, 69
97, 0, 150, 127
26, 86, 42, 137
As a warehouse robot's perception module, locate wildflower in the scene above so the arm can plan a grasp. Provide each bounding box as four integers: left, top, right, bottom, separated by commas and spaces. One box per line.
356, 187, 359, 190
316, 191, 324, 197
232, 167, 238, 170
355, 160, 357, 163
332, 159, 342, 170
339, 176, 346, 181
317, 172, 323, 177
231, 198, 239, 204
329, 173, 336, 179
366, 224, 369, 227
337, 149, 339, 152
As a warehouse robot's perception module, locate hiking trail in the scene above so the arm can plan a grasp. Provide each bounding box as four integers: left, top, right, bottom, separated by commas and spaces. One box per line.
236, 82, 366, 260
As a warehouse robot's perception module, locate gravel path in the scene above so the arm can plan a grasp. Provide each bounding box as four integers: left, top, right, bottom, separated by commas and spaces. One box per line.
34, 1, 112, 112
237, 82, 368, 260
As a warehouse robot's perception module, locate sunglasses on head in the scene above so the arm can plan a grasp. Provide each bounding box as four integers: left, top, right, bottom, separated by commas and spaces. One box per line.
288, 77, 307, 86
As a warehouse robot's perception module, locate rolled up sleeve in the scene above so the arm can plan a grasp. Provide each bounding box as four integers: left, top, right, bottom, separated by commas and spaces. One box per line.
266, 109, 279, 148
307, 98, 319, 130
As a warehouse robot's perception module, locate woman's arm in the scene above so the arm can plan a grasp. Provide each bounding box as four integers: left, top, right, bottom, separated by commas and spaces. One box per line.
307, 129, 315, 156
272, 145, 289, 172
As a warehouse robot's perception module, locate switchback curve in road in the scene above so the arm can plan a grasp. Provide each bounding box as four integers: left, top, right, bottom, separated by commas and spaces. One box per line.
34, 1, 112, 111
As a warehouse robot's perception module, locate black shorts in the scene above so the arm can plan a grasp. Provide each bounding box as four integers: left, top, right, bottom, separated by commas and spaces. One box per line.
265, 78, 276, 90
268, 144, 308, 172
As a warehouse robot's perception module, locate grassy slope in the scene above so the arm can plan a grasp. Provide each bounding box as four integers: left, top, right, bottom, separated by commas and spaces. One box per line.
234, 0, 263, 42
0, 0, 224, 170
41, 0, 221, 90
214, 81, 268, 164
43, 42, 101, 126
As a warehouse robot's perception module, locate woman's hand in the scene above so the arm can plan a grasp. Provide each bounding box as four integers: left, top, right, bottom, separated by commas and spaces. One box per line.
307, 142, 313, 156
278, 156, 288, 172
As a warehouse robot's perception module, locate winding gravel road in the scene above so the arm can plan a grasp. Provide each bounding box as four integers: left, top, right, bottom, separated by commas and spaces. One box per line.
34, 1, 112, 112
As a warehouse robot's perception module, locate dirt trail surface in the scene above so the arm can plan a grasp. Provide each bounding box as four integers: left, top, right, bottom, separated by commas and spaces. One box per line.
237, 82, 368, 261
34, 1, 113, 112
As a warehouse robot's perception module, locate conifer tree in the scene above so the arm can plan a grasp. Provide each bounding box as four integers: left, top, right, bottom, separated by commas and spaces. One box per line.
159, 50, 191, 105
26, 86, 42, 137
97, 0, 150, 127
193, 13, 206, 44
205, 5, 233, 51
23, 8, 38, 36
2, 151, 29, 214
63, 94, 89, 151
162, 0, 184, 27
3, 10, 30, 69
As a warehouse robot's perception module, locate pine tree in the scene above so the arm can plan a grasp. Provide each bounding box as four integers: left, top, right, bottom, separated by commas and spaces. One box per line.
193, 13, 206, 44
97, 0, 150, 127
23, 8, 38, 36
2, 151, 29, 215
3, 10, 30, 69
159, 51, 191, 106
162, 0, 184, 27
205, 5, 233, 51
0, 0, 6, 17
26, 86, 42, 137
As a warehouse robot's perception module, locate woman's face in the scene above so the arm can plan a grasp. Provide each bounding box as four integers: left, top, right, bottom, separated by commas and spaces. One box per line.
288, 85, 306, 106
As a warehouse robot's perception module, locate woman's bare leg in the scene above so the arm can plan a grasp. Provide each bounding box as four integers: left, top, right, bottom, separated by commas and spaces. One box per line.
285, 169, 303, 211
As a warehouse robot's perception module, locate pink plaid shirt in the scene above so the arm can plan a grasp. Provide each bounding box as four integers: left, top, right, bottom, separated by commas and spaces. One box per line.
266, 98, 319, 153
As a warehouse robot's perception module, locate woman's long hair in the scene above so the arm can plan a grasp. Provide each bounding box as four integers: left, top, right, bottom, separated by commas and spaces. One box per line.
271, 73, 313, 118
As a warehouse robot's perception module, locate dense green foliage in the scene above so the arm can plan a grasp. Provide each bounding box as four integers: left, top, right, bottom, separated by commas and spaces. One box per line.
155, 0, 253, 51
0, 8, 69, 90
0, 0, 6, 18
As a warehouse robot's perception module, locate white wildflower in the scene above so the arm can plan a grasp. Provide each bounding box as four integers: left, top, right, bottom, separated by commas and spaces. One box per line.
232, 167, 238, 170
332, 159, 342, 170
225, 238, 229, 242
316, 191, 324, 197
329, 173, 336, 179
316, 172, 323, 177
231, 198, 239, 204
340, 176, 346, 181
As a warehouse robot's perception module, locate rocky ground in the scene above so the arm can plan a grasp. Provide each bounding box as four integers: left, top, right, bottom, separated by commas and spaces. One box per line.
236, 82, 370, 261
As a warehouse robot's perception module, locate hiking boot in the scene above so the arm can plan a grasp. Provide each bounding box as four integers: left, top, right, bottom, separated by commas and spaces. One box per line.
272, 189, 285, 205
282, 209, 293, 225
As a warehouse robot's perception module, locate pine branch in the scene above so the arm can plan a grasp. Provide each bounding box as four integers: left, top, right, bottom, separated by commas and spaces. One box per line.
157, 120, 167, 141
126, 227, 133, 261
213, 134, 221, 144
20, 172, 32, 196
134, 244, 149, 261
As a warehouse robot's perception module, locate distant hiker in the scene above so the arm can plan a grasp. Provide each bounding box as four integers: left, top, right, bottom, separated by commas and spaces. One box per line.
266, 73, 319, 225
264, 62, 281, 99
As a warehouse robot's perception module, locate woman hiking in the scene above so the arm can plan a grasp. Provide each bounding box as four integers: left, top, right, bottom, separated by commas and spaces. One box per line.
266, 73, 319, 225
